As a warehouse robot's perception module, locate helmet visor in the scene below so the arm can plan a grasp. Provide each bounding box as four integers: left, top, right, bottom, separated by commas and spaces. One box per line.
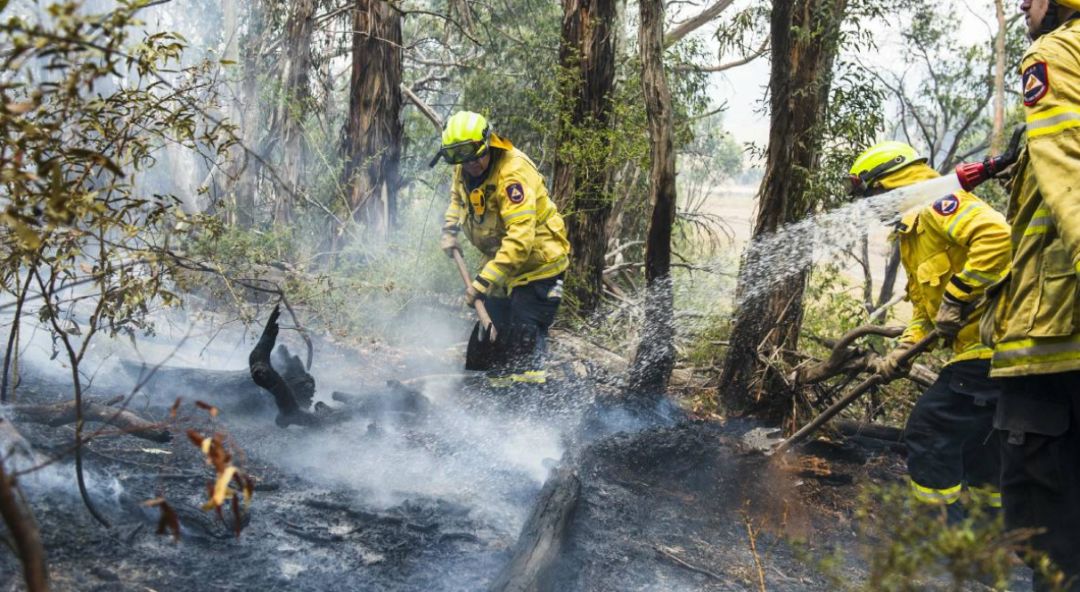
440, 140, 486, 165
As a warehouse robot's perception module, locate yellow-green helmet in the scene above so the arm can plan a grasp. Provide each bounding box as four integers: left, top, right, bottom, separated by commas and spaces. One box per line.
847, 141, 926, 195
429, 111, 491, 167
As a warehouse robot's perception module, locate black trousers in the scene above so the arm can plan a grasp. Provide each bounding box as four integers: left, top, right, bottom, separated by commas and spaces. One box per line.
904, 359, 1001, 503
482, 275, 563, 373
996, 371, 1080, 591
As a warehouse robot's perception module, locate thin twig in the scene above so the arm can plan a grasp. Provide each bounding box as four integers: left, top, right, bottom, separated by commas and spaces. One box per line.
653, 545, 725, 581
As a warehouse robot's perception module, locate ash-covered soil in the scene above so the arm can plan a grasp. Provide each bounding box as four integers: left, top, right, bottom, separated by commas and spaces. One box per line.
0, 314, 1019, 592
546, 420, 903, 592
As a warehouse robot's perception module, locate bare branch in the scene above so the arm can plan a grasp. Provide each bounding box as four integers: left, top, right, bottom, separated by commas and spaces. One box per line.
664, 0, 736, 47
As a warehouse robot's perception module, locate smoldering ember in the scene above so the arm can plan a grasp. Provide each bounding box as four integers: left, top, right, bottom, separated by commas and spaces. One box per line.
1, 0, 1076, 590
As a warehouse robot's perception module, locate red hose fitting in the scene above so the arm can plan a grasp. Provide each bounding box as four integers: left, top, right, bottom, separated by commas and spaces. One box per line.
955, 161, 991, 191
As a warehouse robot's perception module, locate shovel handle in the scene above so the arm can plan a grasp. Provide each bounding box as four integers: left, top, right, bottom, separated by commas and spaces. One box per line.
773, 330, 939, 455
451, 249, 496, 338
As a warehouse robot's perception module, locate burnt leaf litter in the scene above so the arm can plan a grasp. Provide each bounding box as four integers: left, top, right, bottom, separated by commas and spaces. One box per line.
1, 328, 986, 592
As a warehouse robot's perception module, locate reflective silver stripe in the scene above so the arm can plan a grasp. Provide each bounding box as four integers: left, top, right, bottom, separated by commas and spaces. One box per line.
993, 339, 1080, 362
1027, 109, 1080, 134
947, 204, 980, 237
502, 209, 536, 223
957, 269, 998, 286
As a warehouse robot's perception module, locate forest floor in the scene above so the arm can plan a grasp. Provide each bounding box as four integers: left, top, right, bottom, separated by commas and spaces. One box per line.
0, 309, 1030, 591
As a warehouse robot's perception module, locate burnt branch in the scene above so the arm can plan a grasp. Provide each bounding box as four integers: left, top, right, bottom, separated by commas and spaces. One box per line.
249, 306, 320, 428
12, 401, 171, 443
792, 325, 904, 385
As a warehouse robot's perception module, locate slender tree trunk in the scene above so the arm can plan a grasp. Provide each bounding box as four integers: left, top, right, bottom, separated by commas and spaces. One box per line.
875, 241, 901, 308
275, 0, 316, 224
552, 0, 617, 314
221, 0, 264, 228
717, 0, 849, 426
625, 0, 677, 401
0, 459, 47, 592
991, 0, 1007, 155
341, 0, 403, 238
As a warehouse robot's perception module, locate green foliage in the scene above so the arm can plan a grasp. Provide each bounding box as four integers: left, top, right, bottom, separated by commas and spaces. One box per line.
0, 0, 234, 346
812, 483, 1068, 592
882, 0, 1027, 171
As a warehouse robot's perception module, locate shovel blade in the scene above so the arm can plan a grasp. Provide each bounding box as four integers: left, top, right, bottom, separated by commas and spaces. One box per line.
465, 322, 501, 371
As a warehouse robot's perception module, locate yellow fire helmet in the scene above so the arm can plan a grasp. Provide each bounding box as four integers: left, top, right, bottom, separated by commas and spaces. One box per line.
847, 141, 927, 195
429, 111, 491, 167
1057, 0, 1080, 11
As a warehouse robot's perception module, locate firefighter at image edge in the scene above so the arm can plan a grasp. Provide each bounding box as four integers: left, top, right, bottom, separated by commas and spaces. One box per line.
980, 0, 1080, 588
430, 111, 570, 387
848, 142, 1012, 523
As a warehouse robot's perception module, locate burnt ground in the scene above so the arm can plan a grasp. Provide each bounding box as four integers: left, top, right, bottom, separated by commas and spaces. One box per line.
551, 421, 900, 591
0, 321, 1027, 592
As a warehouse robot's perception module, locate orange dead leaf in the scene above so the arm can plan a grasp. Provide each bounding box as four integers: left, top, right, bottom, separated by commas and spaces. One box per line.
170, 398, 182, 418
194, 400, 219, 417
5, 101, 34, 114
143, 497, 180, 540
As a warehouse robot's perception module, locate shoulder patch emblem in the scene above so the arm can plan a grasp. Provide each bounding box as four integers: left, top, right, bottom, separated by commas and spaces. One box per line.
933, 194, 960, 216
506, 183, 525, 204
1023, 61, 1049, 106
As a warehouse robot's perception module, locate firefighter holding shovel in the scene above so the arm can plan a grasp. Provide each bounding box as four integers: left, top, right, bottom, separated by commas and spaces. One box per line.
848, 142, 1012, 521
430, 111, 570, 387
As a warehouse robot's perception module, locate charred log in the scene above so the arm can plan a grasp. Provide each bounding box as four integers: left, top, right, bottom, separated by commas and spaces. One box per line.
121, 344, 315, 414
488, 466, 580, 592
12, 400, 171, 443
330, 380, 430, 424
250, 306, 320, 428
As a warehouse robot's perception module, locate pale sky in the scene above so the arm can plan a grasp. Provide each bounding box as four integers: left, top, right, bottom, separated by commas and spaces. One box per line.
689, 0, 1021, 165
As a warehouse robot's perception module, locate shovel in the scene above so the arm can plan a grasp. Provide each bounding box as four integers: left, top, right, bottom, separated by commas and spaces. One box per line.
451, 250, 501, 371
771, 330, 939, 455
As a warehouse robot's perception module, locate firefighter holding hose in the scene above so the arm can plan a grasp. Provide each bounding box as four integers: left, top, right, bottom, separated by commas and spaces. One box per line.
430, 111, 570, 386
847, 142, 1012, 521
983, 0, 1080, 587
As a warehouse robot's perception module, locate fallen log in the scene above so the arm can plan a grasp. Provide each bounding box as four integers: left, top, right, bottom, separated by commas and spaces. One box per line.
120, 344, 315, 414
488, 466, 581, 592
834, 419, 903, 442
0, 416, 34, 467
250, 306, 320, 428
12, 400, 171, 443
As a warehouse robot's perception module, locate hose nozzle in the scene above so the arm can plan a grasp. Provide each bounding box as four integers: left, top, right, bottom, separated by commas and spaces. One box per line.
954, 124, 1026, 191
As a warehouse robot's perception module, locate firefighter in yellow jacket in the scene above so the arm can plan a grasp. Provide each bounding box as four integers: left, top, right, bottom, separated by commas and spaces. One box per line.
430, 111, 570, 384
848, 142, 1011, 521
984, 1, 1080, 587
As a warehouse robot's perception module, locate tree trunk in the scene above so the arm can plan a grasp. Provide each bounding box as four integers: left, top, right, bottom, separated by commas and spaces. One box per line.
341, 0, 403, 238
551, 0, 617, 314
625, 0, 677, 401
991, 0, 1007, 155
0, 458, 47, 592
717, 0, 849, 426
274, 0, 317, 224
875, 241, 901, 308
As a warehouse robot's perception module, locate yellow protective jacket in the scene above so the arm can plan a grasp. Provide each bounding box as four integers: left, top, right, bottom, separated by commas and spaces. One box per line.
881, 164, 1011, 365
986, 18, 1080, 377
442, 133, 570, 295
